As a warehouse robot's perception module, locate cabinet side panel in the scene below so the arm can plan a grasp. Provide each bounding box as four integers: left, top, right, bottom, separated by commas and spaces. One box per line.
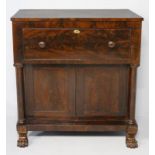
131, 26, 142, 65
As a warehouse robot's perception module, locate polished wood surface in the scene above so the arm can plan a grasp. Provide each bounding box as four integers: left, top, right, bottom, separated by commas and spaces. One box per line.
23, 28, 131, 60
11, 9, 143, 21
24, 65, 75, 117
11, 9, 143, 148
12, 21, 141, 64
76, 65, 129, 117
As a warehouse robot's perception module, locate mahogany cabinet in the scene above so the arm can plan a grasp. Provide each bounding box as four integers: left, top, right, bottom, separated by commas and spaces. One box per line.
11, 9, 143, 148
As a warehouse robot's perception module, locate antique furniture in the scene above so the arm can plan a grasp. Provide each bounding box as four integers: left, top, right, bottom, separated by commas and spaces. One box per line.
11, 9, 143, 148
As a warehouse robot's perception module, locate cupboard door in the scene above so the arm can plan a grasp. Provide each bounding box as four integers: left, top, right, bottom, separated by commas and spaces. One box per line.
24, 65, 75, 118
76, 65, 129, 117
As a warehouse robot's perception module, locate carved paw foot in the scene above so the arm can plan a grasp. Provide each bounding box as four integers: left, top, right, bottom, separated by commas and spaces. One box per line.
126, 137, 138, 148
17, 124, 28, 147
17, 137, 28, 147
126, 121, 138, 148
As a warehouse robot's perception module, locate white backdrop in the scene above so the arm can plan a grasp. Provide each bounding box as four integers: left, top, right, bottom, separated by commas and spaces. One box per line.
6, 0, 148, 154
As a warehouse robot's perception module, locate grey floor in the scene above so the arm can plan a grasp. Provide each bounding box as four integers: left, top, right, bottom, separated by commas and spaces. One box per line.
7, 106, 149, 155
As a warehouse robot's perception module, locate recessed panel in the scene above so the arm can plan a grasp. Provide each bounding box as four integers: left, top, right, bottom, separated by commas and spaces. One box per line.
24, 65, 75, 117
76, 65, 129, 117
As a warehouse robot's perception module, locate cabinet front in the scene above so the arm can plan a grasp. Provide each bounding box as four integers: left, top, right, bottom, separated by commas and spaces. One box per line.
24, 64, 129, 120
24, 65, 75, 118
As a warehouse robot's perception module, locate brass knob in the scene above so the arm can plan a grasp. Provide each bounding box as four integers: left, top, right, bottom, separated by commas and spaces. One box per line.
108, 41, 116, 48
73, 29, 80, 34
38, 41, 46, 48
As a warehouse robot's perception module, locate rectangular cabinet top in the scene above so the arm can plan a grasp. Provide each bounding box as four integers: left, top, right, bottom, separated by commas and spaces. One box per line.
11, 9, 143, 22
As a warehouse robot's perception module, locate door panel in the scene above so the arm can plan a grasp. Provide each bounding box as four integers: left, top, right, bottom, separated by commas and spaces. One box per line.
76, 65, 129, 117
24, 65, 75, 118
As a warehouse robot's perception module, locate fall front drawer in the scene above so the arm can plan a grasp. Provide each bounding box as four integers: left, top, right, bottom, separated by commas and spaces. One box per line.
23, 28, 131, 61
